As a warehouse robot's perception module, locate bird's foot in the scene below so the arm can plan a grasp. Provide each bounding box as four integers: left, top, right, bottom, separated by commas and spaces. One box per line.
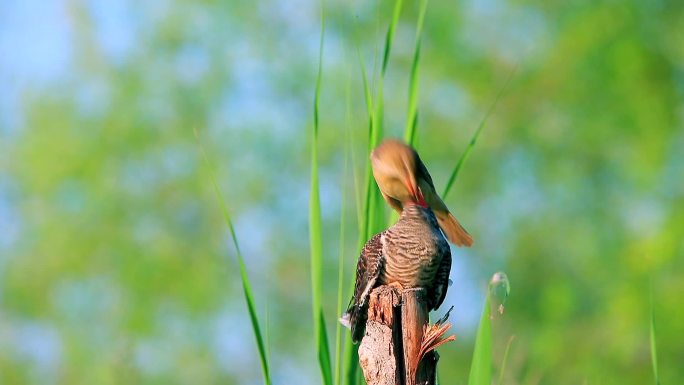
387, 281, 405, 291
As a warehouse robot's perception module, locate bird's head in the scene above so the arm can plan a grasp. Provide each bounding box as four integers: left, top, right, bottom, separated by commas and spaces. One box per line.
370, 139, 428, 207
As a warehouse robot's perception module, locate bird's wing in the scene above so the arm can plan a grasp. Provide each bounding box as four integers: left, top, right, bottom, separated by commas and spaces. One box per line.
414, 151, 436, 191
344, 232, 385, 343
415, 157, 473, 247
429, 244, 452, 311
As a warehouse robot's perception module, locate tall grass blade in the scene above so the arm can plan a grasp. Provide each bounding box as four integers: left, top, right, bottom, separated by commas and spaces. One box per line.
355, 49, 373, 249
370, 0, 404, 234
347, 63, 364, 232
442, 65, 517, 199
498, 335, 516, 385
650, 289, 660, 385
468, 289, 492, 385
356, 49, 386, 249
404, 0, 428, 146
382, 0, 403, 74
372, 0, 401, 173
311, 6, 333, 385
265, 300, 271, 371
343, 5, 404, 383
342, 342, 359, 385
342, 49, 375, 385
318, 311, 333, 385
334, 127, 351, 385
469, 272, 510, 385
195, 129, 271, 385
333, 221, 346, 385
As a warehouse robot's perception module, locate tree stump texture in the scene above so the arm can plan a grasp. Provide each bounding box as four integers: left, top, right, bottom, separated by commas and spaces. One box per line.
357, 285, 454, 385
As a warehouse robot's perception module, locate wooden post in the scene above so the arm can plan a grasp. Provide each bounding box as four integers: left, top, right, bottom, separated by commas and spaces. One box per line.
358, 286, 402, 385
358, 285, 454, 385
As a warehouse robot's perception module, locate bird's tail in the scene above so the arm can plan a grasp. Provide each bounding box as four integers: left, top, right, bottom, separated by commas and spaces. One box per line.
340, 305, 366, 344
435, 210, 473, 247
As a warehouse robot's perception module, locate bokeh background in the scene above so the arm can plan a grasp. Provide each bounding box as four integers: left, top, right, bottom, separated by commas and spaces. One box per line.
1, 0, 682, 384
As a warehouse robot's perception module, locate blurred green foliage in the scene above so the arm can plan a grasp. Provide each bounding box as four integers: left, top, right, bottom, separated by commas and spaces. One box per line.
0, 0, 682, 384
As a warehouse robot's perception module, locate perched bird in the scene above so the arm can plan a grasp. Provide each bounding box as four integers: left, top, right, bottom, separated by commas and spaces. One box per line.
341, 203, 451, 343
370, 138, 473, 247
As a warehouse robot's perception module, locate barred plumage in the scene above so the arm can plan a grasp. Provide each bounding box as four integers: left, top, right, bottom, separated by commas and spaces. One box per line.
342, 204, 451, 343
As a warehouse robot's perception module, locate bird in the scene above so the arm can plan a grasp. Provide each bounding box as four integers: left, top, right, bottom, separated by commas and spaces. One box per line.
340, 203, 452, 343
370, 138, 473, 247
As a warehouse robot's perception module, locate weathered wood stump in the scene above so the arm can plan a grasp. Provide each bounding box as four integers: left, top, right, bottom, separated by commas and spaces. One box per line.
358, 285, 455, 385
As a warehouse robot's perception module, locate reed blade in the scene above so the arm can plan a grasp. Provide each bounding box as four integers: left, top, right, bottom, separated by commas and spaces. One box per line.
311, 7, 333, 384
468, 291, 492, 385
443, 66, 517, 199
650, 288, 660, 385
404, 0, 428, 146
195, 129, 271, 385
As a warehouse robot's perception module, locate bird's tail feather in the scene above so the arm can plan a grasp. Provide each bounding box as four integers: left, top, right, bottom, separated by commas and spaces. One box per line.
340, 305, 367, 344
435, 211, 473, 247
